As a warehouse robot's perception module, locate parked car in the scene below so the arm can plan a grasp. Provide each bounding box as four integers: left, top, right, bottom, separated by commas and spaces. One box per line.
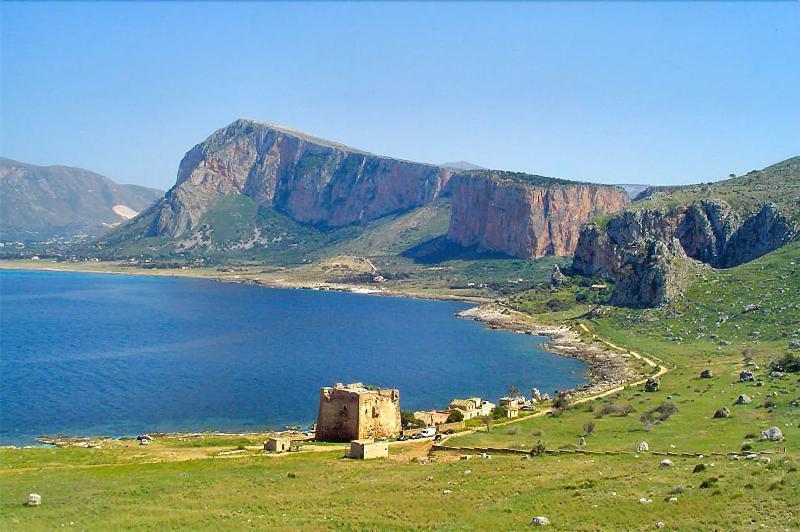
397, 435, 408, 441
433, 434, 443, 442
420, 427, 436, 438
443, 429, 455, 435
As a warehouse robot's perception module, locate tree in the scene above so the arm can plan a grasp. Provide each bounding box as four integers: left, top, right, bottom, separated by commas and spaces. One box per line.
583, 421, 596, 436
531, 440, 546, 456
446, 409, 464, 423
507, 385, 521, 398
400, 410, 424, 428
481, 415, 492, 433
491, 405, 508, 420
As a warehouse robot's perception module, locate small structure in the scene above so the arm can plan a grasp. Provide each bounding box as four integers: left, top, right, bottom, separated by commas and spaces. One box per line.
448, 397, 494, 420
413, 410, 450, 426
590, 284, 607, 291
137, 435, 151, 446
265, 435, 292, 453
348, 438, 388, 460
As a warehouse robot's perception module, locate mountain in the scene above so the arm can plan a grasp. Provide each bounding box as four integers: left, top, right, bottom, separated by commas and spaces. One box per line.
572, 156, 800, 307
0, 158, 162, 241
440, 161, 485, 171
447, 172, 629, 259
95, 119, 630, 262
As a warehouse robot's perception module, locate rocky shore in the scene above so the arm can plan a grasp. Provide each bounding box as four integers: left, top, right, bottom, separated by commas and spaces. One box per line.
457, 303, 636, 396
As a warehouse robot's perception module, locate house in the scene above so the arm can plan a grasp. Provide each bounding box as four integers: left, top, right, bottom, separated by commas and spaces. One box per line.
264, 435, 292, 453
348, 439, 389, 460
449, 397, 495, 420
413, 410, 451, 426
499, 396, 526, 408
316, 382, 401, 441
505, 403, 520, 418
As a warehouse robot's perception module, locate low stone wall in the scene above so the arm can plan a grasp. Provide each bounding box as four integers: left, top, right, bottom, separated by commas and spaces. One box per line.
436, 421, 465, 433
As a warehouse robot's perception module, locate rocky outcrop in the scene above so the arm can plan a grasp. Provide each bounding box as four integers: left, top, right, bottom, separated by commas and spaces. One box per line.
152, 119, 454, 237
573, 199, 799, 307
447, 174, 629, 259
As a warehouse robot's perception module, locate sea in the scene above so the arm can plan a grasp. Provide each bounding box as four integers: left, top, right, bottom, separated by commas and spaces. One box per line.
0, 269, 586, 444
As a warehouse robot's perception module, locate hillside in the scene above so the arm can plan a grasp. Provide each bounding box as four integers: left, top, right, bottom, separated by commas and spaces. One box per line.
572, 156, 800, 307
2, 241, 797, 530
0, 158, 162, 241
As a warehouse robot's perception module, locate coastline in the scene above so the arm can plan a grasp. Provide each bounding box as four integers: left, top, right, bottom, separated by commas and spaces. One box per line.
456, 303, 637, 397
1, 259, 638, 446
0, 260, 490, 304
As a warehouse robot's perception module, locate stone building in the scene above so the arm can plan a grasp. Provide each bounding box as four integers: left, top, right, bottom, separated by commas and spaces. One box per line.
348, 439, 389, 460
448, 397, 495, 420
316, 382, 401, 441
264, 435, 291, 453
413, 410, 450, 426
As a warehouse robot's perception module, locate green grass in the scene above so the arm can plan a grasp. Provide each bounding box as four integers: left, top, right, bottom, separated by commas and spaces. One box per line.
2, 235, 798, 530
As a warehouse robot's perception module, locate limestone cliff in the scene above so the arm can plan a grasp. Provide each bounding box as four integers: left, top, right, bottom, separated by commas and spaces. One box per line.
573, 157, 800, 307
152, 119, 453, 237
447, 173, 630, 259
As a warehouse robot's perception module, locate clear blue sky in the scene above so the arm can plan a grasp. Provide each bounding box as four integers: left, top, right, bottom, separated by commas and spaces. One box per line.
2, 2, 798, 190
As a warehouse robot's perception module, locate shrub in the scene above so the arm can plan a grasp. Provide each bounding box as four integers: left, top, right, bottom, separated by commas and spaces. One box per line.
596, 403, 635, 418
491, 405, 508, 420
446, 409, 464, 423
693, 464, 707, 473
700, 477, 719, 489
552, 393, 572, 410
531, 440, 546, 456
583, 421, 596, 435
640, 401, 679, 427
771, 353, 800, 373
742, 443, 754, 452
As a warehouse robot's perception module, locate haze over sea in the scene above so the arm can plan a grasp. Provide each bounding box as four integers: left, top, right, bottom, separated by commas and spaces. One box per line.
0, 270, 586, 445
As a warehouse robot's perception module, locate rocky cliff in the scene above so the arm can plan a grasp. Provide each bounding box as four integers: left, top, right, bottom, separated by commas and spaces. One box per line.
152, 119, 454, 237
447, 173, 630, 259
573, 157, 800, 307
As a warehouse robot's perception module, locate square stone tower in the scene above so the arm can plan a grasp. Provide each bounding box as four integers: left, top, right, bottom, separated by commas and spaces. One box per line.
315, 382, 401, 441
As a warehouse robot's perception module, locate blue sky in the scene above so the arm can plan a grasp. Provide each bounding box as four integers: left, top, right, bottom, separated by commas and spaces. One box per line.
2, 2, 798, 190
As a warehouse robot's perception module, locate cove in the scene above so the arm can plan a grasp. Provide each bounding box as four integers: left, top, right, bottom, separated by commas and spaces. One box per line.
0, 269, 587, 444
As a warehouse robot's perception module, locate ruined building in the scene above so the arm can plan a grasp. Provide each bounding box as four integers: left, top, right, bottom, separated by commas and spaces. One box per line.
315, 382, 401, 441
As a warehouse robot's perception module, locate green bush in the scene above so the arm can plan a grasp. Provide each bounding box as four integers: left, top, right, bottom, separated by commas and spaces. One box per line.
446, 409, 464, 423
491, 405, 508, 420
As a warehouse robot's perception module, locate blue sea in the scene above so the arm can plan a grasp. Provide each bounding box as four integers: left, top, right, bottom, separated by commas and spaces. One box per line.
0, 269, 586, 444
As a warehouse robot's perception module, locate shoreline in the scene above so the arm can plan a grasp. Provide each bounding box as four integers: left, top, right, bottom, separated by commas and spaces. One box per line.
1, 260, 638, 446
0, 260, 489, 304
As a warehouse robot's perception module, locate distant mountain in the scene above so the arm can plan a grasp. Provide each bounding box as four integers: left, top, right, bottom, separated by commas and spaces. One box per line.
440, 161, 486, 171
0, 158, 162, 241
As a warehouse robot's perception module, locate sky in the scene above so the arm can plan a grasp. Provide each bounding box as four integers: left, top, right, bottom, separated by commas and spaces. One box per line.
1, 2, 798, 190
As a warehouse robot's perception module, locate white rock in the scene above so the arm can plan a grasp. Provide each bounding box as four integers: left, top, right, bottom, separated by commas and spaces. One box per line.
760, 427, 784, 441
667, 497, 678, 503
657, 522, 665, 529
746, 453, 758, 460
26, 493, 41, 506
443, 489, 452, 494
660, 459, 674, 468
638, 441, 649, 452
530, 516, 550, 526
760, 456, 771, 464
464, 469, 472, 475
639, 498, 652, 504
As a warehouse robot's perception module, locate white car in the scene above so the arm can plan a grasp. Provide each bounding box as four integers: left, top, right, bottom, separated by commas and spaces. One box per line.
420, 427, 436, 438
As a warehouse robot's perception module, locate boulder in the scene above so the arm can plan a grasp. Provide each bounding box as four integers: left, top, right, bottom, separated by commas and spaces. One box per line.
789, 340, 800, 350
639, 498, 652, 504
739, 371, 755, 382
667, 497, 678, 503
26, 493, 41, 506
530, 516, 550, 526
735, 394, 752, 405
579, 437, 586, 446
713, 407, 731, 419
743, 304, 760, 313
760, 427, 784, 441
550, 265, 566, 288
637, 441, 649, 452
660, 459, 674, 468
700, 369, 713, 379
644, 378, 660, 392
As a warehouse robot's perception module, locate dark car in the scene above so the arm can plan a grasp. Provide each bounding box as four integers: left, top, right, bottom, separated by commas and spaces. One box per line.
443, 429, 455, 435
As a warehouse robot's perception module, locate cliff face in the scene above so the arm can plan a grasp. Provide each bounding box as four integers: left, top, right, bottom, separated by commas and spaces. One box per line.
153, 119, 453, 237
447, 174, 630, 259
573, 200, 799, 307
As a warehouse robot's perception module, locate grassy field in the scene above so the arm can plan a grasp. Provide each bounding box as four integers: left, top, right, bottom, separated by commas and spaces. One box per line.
1, 245, 798, 530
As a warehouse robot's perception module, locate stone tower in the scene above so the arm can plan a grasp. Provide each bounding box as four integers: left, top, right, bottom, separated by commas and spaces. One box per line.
315, 382, 401, 441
